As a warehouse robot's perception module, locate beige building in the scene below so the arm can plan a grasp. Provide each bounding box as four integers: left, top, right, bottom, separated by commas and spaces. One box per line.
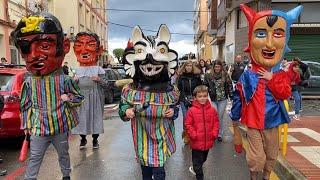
0, 0, 33, 65
193, 0, 213, 61
0, 0, 108, 69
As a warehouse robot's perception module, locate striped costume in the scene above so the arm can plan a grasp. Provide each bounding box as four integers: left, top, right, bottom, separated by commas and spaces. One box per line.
20, 69, 84, 136
119, 84, 179, 167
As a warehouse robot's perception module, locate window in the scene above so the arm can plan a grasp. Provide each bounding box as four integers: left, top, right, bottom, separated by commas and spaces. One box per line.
308, 63, 320, 77
91, 15, 95, 32
0, 74, 14, 91
10, 47, 20, 65
79, 3, 84, 26
85, 9, 90, 28
97, 19, 100, 34
237, 9, 248, 29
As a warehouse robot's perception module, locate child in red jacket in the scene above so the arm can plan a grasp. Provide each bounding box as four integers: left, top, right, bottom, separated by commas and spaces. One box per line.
184, 85, 219, 180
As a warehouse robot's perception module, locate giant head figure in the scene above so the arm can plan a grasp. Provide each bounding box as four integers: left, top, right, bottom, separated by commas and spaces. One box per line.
74, 32, 103, 66
123, 24, 178, 85
241, 4, 303, 71
11, 12, 70, 76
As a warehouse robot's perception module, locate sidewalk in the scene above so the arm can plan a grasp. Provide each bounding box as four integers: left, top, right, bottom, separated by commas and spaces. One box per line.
282, 116, 320, 180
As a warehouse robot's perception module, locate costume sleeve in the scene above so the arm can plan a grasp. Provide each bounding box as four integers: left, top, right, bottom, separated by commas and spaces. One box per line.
119, 85, 132, 122
229, 83, 242, 121
20, 81, 32, 129
267, 71, 291, 100
212, 109, 220, 138
64, 76, 84, 107
119, 98, 131, 122
184, 109, 197, 140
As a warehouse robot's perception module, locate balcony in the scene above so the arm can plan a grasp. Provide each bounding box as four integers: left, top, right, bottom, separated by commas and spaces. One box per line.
207, 0, 218, 36
217, 0, 253, 20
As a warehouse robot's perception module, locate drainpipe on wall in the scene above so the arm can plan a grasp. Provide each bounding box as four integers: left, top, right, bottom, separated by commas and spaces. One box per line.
3, 0, 11, 63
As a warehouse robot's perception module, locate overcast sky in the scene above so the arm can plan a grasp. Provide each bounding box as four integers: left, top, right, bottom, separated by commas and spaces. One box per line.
108, 0, 196, 59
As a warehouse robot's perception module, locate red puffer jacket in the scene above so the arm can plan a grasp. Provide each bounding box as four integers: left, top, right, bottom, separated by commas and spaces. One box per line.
184, 100, 219, 150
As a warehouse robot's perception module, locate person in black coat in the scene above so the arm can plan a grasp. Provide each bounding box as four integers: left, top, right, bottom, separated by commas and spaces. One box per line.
177, 60, 202, 144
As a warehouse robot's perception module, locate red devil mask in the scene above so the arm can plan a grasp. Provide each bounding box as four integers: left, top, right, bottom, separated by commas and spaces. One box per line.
74, 32, 103, 66
18, 34, 70, 75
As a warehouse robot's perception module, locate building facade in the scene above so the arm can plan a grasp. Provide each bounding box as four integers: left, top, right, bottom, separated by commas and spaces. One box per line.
193, 0, 213, 61
0, 0, 108, 69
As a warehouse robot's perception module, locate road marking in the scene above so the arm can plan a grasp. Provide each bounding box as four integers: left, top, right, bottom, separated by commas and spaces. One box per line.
4, 163, 27, 180
289, 128, 320, 142
281, 135, 300, 143
104, 104, 119, 110
291, 146, 320, 168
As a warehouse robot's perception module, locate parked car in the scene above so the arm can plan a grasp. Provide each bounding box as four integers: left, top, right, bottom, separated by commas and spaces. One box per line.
301, 61, 320, 97
102, 68, 123, 103
0, 66, 27, 138
111, 64, 126, 78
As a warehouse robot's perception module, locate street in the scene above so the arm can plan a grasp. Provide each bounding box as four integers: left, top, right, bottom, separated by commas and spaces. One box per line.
1, 102, 250, 180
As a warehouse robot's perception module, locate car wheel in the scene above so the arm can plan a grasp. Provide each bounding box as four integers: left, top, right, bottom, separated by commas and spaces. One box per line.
105, 91, 114, 104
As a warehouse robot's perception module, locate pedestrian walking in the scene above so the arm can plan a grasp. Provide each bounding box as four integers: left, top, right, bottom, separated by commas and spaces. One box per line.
177, 60, 202, 144
205, 59, 212, 70
197, 59, 210, 81
230, 55, 246, 82
184, 85, 219, 180
288, 61, 302, 120
291, 57, 310, 115
62, 62, 69, 75
204, 60, 233, 142
11, 12, 84, 180
71, 32, 108, 149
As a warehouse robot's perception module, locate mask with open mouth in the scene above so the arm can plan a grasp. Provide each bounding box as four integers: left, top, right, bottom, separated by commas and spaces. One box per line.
241, 4, 303, 71
74, 32, 103, 66
11, 12, 69, 76
123, 24, 178, 84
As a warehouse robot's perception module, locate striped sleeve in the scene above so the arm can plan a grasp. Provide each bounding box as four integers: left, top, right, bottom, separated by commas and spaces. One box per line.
20, 81, 32, 129
64, 76, 84, 107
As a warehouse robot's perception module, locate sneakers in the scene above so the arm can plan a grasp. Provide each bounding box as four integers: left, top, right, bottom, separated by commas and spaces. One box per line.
189, 166, 196, 175
217, 137, 223, 143
0, 170, 7, 176
93, 139, 99, 149
293, 114, 301, 121
79, 139, 87, 149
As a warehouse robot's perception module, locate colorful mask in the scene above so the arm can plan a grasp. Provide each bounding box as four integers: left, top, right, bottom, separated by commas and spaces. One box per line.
123, 24, 178, 84
11, 13, 69, 75
74, 32, 102, 66
241, 4, 303, 70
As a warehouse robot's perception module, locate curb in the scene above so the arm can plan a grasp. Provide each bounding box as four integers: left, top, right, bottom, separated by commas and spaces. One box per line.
238, 126, 307, 180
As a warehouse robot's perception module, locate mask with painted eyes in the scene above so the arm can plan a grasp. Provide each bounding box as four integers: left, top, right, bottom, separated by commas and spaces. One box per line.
11, 12, 70, 76
74, 32, 103, 66
241, 4, 303, 70
122, 24, 178, 84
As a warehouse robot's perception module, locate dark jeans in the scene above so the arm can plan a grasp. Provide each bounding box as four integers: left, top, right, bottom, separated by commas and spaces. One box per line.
192, 149, 209, 180
141, 165, 165, 180
80, 134, 99, 140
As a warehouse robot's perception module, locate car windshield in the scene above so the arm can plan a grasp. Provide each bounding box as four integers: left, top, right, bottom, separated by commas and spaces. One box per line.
0, 74, 14, 91
308, 63, 320, 76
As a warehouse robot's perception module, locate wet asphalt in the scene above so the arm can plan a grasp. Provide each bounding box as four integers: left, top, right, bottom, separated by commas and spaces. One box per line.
0, 104, 250, 180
